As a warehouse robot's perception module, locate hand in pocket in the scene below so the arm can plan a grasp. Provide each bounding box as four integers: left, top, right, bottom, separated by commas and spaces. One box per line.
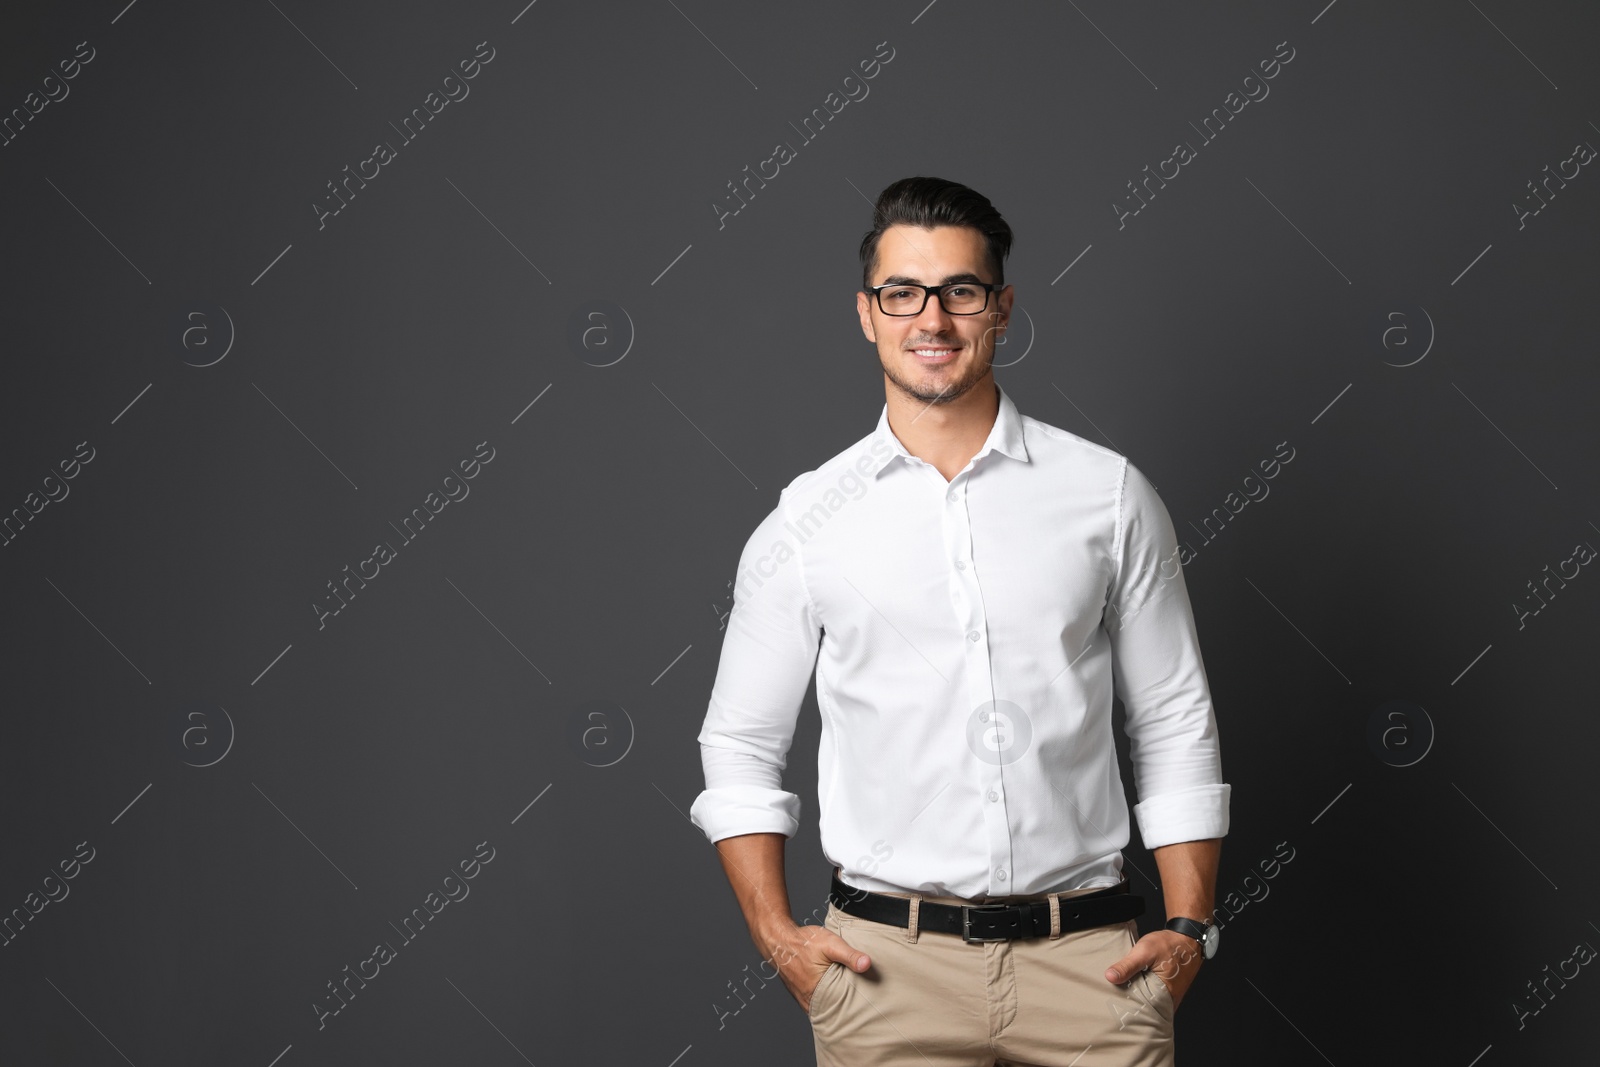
765, 920, 871, 1015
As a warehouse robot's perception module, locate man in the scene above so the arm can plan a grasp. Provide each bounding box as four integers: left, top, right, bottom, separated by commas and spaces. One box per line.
689, 176, 1229, 1066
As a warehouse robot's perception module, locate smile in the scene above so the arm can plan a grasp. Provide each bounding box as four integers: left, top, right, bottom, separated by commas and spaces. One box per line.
911, 347, 959, 363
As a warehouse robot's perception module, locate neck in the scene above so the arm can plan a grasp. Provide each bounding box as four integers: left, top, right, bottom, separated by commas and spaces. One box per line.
884, 375, 1000, 483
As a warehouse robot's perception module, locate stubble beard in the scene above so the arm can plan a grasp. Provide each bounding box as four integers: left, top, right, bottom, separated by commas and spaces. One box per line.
881, 341, 994, 406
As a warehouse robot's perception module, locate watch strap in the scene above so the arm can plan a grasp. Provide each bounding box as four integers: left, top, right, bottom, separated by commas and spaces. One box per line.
1165, 916, 1211, 943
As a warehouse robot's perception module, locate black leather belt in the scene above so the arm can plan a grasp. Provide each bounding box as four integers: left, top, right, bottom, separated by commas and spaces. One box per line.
830, 870, 1145, 943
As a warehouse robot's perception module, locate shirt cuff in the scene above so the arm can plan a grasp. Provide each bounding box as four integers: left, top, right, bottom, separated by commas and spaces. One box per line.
689, 785, 802, 844
1132, 783, 1231, 849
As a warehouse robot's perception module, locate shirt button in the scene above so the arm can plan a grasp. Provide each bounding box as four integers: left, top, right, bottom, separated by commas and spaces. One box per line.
955, 559, 966, 570
948, 490, 957, 502
987, 790, 998, 802
967, 630, 981, 642
996, 868, 1008, 882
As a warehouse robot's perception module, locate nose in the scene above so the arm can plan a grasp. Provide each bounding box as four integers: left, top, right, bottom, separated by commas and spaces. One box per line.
912, 290, 956, 331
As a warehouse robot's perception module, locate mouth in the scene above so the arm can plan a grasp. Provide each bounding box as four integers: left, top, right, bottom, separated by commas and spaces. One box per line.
909, 345, 960, 364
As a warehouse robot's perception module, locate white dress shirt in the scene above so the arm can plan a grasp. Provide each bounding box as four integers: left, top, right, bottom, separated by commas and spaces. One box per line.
689, 382, 1229, 900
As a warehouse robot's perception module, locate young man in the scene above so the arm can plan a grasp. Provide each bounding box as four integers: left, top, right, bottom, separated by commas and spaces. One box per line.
690, 176, 1228, 1066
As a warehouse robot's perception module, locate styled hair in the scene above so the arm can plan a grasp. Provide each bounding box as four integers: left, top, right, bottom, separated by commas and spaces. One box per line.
858, 176, 1013, 290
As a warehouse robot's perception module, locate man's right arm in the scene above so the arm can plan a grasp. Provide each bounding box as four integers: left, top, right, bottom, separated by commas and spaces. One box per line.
690, 497, 870, 1006
689, 496, 818, 848
713, 831, 795, 944
713, 832, 870, 1008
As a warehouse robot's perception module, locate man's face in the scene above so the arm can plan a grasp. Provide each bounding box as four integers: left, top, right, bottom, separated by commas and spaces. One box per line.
856, 223, 1013, 406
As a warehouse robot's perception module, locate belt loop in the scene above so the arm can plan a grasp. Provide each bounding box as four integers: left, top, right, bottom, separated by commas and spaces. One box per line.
905, 894, 921, 943
1048, 892, 1062, 939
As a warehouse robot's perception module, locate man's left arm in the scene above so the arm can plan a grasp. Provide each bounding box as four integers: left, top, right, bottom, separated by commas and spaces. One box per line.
1107, 838, 1220, 1008
1101, 460, 1231, 1009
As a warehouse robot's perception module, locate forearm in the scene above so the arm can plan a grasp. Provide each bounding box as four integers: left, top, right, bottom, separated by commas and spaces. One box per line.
713, 831, 797, 947
1151, 837, 1220, 923
1113, 836, 1221, 997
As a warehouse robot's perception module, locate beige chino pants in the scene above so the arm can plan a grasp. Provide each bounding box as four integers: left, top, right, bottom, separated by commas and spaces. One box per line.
807, 875, 1176, 1067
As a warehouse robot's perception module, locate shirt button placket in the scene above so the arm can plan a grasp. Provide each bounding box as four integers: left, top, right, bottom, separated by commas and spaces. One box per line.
947, 474, 1012, 896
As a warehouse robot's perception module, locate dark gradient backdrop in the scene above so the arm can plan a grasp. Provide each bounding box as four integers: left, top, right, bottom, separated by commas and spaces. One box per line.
1, 1, 1596, 1064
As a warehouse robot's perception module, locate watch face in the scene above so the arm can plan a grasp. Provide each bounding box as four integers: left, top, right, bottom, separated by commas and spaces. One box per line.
1204, 924, 1220, 959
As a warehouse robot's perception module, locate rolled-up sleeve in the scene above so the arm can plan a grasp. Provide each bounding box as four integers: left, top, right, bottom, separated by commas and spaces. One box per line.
689, 491, 822, 844
1104, 460, 1231, 849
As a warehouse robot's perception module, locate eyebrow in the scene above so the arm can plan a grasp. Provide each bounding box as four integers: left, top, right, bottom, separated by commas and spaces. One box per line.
877, 272, 986, 286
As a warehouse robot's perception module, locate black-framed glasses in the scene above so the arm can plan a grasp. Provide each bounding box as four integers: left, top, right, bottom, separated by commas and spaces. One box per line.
863, 281, 1004, 317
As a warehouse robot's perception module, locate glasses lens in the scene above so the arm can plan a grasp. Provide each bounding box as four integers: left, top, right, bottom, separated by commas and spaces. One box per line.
878, 286, 927, 315
939, 284, 988, 314
876, 285, 990, 315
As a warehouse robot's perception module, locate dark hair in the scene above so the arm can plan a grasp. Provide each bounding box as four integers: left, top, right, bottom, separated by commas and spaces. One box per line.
858, 176, 1013, 291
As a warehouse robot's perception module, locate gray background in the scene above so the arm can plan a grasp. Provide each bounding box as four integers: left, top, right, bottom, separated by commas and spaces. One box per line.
1, 0, 1596, 1063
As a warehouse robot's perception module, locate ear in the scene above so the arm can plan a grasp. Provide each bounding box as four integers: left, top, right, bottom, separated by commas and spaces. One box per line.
991, 286, 1014, 339
982, 311, 1005, 350
856, 290, 876, 343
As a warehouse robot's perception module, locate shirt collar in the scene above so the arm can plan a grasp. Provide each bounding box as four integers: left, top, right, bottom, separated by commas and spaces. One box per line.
865, 382, 1030, 479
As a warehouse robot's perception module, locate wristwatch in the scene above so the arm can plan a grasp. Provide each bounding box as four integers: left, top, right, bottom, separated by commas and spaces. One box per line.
1165, 917, 1220, 959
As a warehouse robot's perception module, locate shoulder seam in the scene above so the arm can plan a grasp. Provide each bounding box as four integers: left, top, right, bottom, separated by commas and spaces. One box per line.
785, 429, 879, 496
1023, 416, 1126, 462
777, 489, 821, 630
1110, 454, 1129, 591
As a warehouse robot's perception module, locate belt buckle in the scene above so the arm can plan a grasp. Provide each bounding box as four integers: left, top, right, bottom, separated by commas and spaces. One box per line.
960, 903, 1014, 943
